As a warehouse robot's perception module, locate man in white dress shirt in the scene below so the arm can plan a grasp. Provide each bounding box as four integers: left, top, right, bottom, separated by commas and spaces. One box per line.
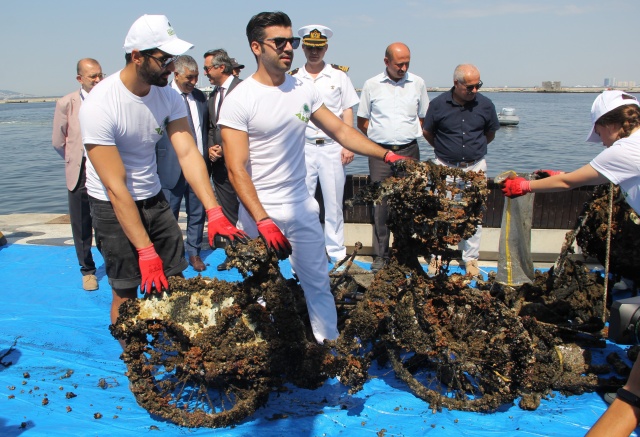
357, 42, 429, 272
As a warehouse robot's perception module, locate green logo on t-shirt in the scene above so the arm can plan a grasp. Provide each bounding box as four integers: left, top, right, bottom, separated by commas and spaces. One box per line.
295, 103, 311, 123
155, 117, 170, 135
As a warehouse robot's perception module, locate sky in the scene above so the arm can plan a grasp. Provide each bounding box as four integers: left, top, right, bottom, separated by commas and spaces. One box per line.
3, 0, 640, 96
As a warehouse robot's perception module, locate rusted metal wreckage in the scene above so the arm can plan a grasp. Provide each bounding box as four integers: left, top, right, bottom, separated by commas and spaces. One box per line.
110, 160, 631, 428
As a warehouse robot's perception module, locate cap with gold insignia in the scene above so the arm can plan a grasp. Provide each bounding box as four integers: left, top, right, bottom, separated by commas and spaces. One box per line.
297, 25, 333, 47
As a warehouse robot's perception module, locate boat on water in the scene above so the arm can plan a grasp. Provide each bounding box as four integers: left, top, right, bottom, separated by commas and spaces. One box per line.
498, 107, 520, 126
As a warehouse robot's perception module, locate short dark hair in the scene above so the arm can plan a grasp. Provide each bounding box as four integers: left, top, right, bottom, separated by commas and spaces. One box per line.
246, 11, 292, 45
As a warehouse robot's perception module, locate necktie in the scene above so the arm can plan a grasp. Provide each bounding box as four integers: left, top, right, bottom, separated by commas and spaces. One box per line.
215, 87, 225, 122
182, 93, 197, 140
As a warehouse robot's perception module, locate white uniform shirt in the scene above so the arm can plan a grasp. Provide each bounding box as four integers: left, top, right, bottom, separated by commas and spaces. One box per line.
80, 71, 187, 201
590, 130, 640, 214
171, 80, 203, 155
218, 75, 323, 204
357, 71, 429, 145
291, 63, 359, 140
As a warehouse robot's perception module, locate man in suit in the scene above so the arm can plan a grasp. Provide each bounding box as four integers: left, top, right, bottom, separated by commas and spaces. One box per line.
156, 55, 209, 272
203, 48, 241, 270
52, 58, 104, 291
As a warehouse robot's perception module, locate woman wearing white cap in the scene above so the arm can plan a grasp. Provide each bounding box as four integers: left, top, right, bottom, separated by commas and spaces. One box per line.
502, 90, 640, 209
502, 91, 640, 435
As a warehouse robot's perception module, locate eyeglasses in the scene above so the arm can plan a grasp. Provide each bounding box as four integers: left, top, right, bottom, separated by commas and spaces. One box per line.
142, 52, 179, 69
203, 64, 218, 73
257, 37, 301, 50
460, 80, 483, 92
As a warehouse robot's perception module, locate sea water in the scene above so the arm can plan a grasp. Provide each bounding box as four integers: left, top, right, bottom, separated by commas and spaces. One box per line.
0, 92, 630, 214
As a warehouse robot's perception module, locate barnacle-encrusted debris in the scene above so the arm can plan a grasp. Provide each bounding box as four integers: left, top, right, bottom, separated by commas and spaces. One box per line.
112, 162, 624, 426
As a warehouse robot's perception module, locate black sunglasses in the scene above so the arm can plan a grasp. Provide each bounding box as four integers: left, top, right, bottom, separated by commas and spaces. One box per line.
141, 52, 179, 69
257, 37, 301, 50
460, 80, 483, 92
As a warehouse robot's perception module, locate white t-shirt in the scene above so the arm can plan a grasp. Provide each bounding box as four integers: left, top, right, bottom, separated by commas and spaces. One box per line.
291, 63, 359, 140
357, 71, 429, 144
79, 71, 187, 201
218, 75, 323, 204
590, 130, 640, 214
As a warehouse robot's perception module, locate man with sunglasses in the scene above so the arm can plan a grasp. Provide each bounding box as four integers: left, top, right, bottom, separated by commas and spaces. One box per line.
357, 42, 430, 273
290, 24, 360, 264
219, 11, 408, 344
79, 14, 247, 345
203, 48, 242, 271
52, 58, 104, 291
423, 64, 500, 278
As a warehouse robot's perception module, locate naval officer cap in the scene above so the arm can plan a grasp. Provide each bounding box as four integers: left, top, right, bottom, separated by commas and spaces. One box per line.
298, 25, 333, 47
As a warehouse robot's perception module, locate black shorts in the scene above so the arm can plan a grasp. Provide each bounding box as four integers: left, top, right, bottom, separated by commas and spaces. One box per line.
90, 192, 188, 290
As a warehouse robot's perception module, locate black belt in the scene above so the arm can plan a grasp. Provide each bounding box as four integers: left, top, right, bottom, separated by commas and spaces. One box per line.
438, 157, 481, 169
377, 139, 417, 151
135, 192, 164, 208
315, 139, 325, 145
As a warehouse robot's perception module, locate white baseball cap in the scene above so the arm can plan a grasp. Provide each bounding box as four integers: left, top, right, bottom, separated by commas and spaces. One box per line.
123, 15, 193, 56
586, 90, 640, 142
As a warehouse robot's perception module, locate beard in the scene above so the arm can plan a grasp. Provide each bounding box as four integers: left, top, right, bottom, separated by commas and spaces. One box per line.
140, 59, 170, 87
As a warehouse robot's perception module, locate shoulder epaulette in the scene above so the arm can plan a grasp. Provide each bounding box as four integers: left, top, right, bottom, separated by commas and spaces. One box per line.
331, 64, 349, 73
288, 68, 300, 76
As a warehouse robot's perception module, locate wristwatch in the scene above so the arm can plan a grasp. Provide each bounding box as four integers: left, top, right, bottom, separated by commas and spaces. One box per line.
617, 388, 640, 409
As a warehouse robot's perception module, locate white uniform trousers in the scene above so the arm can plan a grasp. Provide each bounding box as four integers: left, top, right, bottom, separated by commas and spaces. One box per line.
433, 157, 487, 262
304, 139, 347, 261
238, 195, 339, 343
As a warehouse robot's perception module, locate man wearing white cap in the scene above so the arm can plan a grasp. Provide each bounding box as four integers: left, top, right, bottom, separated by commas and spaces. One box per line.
290, 25, 359, 263
79, 14, 247, 338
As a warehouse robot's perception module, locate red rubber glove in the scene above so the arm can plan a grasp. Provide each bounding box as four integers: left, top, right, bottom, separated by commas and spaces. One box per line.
257, 218, 292, 260
534, 169, 563, 179
207, 206, 249, 247
383, 151, 410, 164
501, 177, 532, 198
137, 244, 168, 294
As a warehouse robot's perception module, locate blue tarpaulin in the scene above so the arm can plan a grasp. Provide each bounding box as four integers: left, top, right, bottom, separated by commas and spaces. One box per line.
0, 244, 635, 436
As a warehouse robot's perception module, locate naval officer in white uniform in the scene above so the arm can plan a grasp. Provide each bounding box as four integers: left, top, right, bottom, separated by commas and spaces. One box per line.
290, 25, 360, 262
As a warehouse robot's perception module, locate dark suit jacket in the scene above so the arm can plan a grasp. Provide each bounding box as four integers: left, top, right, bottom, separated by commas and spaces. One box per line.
156, 86, 209, 189
207, 76, 241, 149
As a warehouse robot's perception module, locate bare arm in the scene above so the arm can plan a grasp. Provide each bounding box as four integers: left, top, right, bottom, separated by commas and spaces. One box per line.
167, 117, 218, 210
356, 116, 369, 135
221, 126, 269, 222
529, 163, 609, 193
586, 357, 640, 436
341, 107, 354, 128
86, 144, 151, 249
422, 129, 435, 147
313, 106, 386, 160
485, 130, 496, 144
51, 99, 68, 158
340, 107, 355, 165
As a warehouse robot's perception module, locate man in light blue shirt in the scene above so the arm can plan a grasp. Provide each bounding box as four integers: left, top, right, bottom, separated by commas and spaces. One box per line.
357, 42, 429, 272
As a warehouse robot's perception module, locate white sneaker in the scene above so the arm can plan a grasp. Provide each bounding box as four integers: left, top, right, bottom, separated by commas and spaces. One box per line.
465, 260, 480, 277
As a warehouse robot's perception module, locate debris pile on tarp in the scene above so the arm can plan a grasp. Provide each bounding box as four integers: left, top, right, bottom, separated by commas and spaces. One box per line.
112, 161, 624, 427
